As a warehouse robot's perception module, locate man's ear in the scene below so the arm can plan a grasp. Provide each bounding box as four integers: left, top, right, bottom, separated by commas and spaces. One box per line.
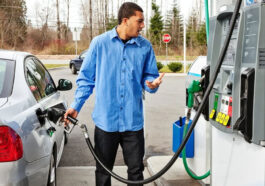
122, 18, 129, 26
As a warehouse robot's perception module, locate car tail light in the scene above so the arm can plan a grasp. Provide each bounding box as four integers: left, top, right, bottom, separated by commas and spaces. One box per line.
0, 126, 23, 162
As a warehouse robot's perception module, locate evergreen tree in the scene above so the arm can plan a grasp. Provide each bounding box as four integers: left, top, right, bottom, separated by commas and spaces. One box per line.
186, 9, 207, 55
0, 0, 27, 48
196, 22, 206, 46
164, 2, 183, 49
106, 16, 118, 31
196, 21, 207, 54
149, 2, 163, 45
186, 9, 199, 49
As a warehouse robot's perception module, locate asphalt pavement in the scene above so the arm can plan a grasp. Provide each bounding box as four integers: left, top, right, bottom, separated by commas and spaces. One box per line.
49, 67, 200, 186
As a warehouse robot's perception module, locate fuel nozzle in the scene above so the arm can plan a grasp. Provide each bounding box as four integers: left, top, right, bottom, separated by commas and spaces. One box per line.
186, 76, 204, 122
187, 77, 204, 108
46, 108, 78, 125
45, 108, 79, 134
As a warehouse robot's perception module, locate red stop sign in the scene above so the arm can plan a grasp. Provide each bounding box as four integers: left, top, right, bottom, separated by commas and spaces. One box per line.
163, 34, 171, 43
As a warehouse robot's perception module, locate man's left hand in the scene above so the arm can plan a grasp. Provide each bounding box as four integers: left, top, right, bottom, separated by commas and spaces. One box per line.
146, 73, 165, 89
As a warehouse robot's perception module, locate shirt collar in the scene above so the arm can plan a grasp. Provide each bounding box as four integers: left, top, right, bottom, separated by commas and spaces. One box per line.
128, 37, 141, 47
110, 27, 119, 39
109, 27, 141, 47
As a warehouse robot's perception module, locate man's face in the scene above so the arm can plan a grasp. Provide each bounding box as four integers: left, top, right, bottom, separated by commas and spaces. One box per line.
125, 11, 145, 38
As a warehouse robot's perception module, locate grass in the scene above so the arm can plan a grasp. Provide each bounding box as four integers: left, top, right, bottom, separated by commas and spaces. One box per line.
159, 65, 172, 73
156, 55, 197, 61
44, 64, 68, 69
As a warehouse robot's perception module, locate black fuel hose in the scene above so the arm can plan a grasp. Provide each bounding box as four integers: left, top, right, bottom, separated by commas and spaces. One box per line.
78, 0, 243, 184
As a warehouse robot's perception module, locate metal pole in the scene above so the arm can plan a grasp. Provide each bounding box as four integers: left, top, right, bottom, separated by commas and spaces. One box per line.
166, 42, 168, 60
74, 28, 77, 55
75, 40, 77, 56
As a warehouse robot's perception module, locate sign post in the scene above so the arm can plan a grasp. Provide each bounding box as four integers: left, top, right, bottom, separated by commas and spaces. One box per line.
163, 34, 171, 60
73, 28, 81, 55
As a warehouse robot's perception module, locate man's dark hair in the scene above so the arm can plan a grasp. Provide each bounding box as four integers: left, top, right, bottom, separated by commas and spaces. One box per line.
118, 2, 143, 25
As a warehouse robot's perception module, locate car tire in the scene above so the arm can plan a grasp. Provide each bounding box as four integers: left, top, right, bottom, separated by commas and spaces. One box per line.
47, 152, 56, 186
71, 65, 77, 74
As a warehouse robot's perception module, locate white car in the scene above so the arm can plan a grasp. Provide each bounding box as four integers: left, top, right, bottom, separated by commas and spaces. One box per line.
186, 56, 207, 87
0, 50, 72, 186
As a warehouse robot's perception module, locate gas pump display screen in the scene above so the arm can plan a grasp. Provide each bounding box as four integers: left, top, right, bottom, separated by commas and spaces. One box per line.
221, 17, 239, 66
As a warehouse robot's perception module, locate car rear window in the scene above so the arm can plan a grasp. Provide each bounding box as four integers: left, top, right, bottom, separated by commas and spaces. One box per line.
0, 59, 15, 98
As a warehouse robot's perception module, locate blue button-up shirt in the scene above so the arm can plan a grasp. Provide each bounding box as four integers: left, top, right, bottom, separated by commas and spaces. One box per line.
71, 27, 159, 132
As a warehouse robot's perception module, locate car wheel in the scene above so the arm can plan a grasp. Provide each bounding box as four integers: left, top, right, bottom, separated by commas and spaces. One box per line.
47, 152, 56, 186
71, 65, 77, 74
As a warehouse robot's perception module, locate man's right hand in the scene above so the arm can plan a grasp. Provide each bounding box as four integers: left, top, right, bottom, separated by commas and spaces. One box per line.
64, 108, 78, 125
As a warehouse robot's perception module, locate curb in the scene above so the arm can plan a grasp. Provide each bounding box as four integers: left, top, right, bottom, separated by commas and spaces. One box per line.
47, 66, 68, 71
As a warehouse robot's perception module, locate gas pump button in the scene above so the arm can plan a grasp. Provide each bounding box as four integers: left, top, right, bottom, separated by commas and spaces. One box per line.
223, 115, 230, 126
216, 112, 222, 122
219, 113, 226, 124
209, 109, 216, 119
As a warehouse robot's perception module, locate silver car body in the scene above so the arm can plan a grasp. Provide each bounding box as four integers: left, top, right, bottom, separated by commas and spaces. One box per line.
0, 50, 67, 186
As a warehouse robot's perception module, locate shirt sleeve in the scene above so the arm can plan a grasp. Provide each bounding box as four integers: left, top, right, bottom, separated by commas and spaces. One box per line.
141, 45, 160, 93
70, 38, 97, 112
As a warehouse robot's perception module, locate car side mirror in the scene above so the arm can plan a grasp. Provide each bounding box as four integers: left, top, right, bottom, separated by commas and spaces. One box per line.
57, 79, 72, 91
45, 84, 56, 95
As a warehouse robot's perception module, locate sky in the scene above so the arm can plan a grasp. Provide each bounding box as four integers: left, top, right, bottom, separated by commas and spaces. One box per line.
25, 0, 202, 31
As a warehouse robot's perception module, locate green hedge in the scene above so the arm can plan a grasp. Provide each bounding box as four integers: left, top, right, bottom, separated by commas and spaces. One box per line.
167, 62, 183, 72
157, 62, 164, 71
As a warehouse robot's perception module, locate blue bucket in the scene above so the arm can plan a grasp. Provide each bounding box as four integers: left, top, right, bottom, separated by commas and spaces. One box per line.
172, 117, 194, 158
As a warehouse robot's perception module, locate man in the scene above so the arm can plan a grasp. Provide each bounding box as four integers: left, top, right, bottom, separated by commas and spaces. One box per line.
65, 2, 165, 186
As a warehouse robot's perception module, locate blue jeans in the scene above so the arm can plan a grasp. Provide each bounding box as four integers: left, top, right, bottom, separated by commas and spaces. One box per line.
94, 126, 145, 186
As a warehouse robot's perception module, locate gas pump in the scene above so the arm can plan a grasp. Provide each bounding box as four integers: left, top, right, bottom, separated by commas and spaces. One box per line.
208, 1, 265, 185
44, 0, 265, 185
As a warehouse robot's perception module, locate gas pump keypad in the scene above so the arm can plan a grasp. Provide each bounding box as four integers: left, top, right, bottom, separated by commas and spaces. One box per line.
210, 95, 232, 127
